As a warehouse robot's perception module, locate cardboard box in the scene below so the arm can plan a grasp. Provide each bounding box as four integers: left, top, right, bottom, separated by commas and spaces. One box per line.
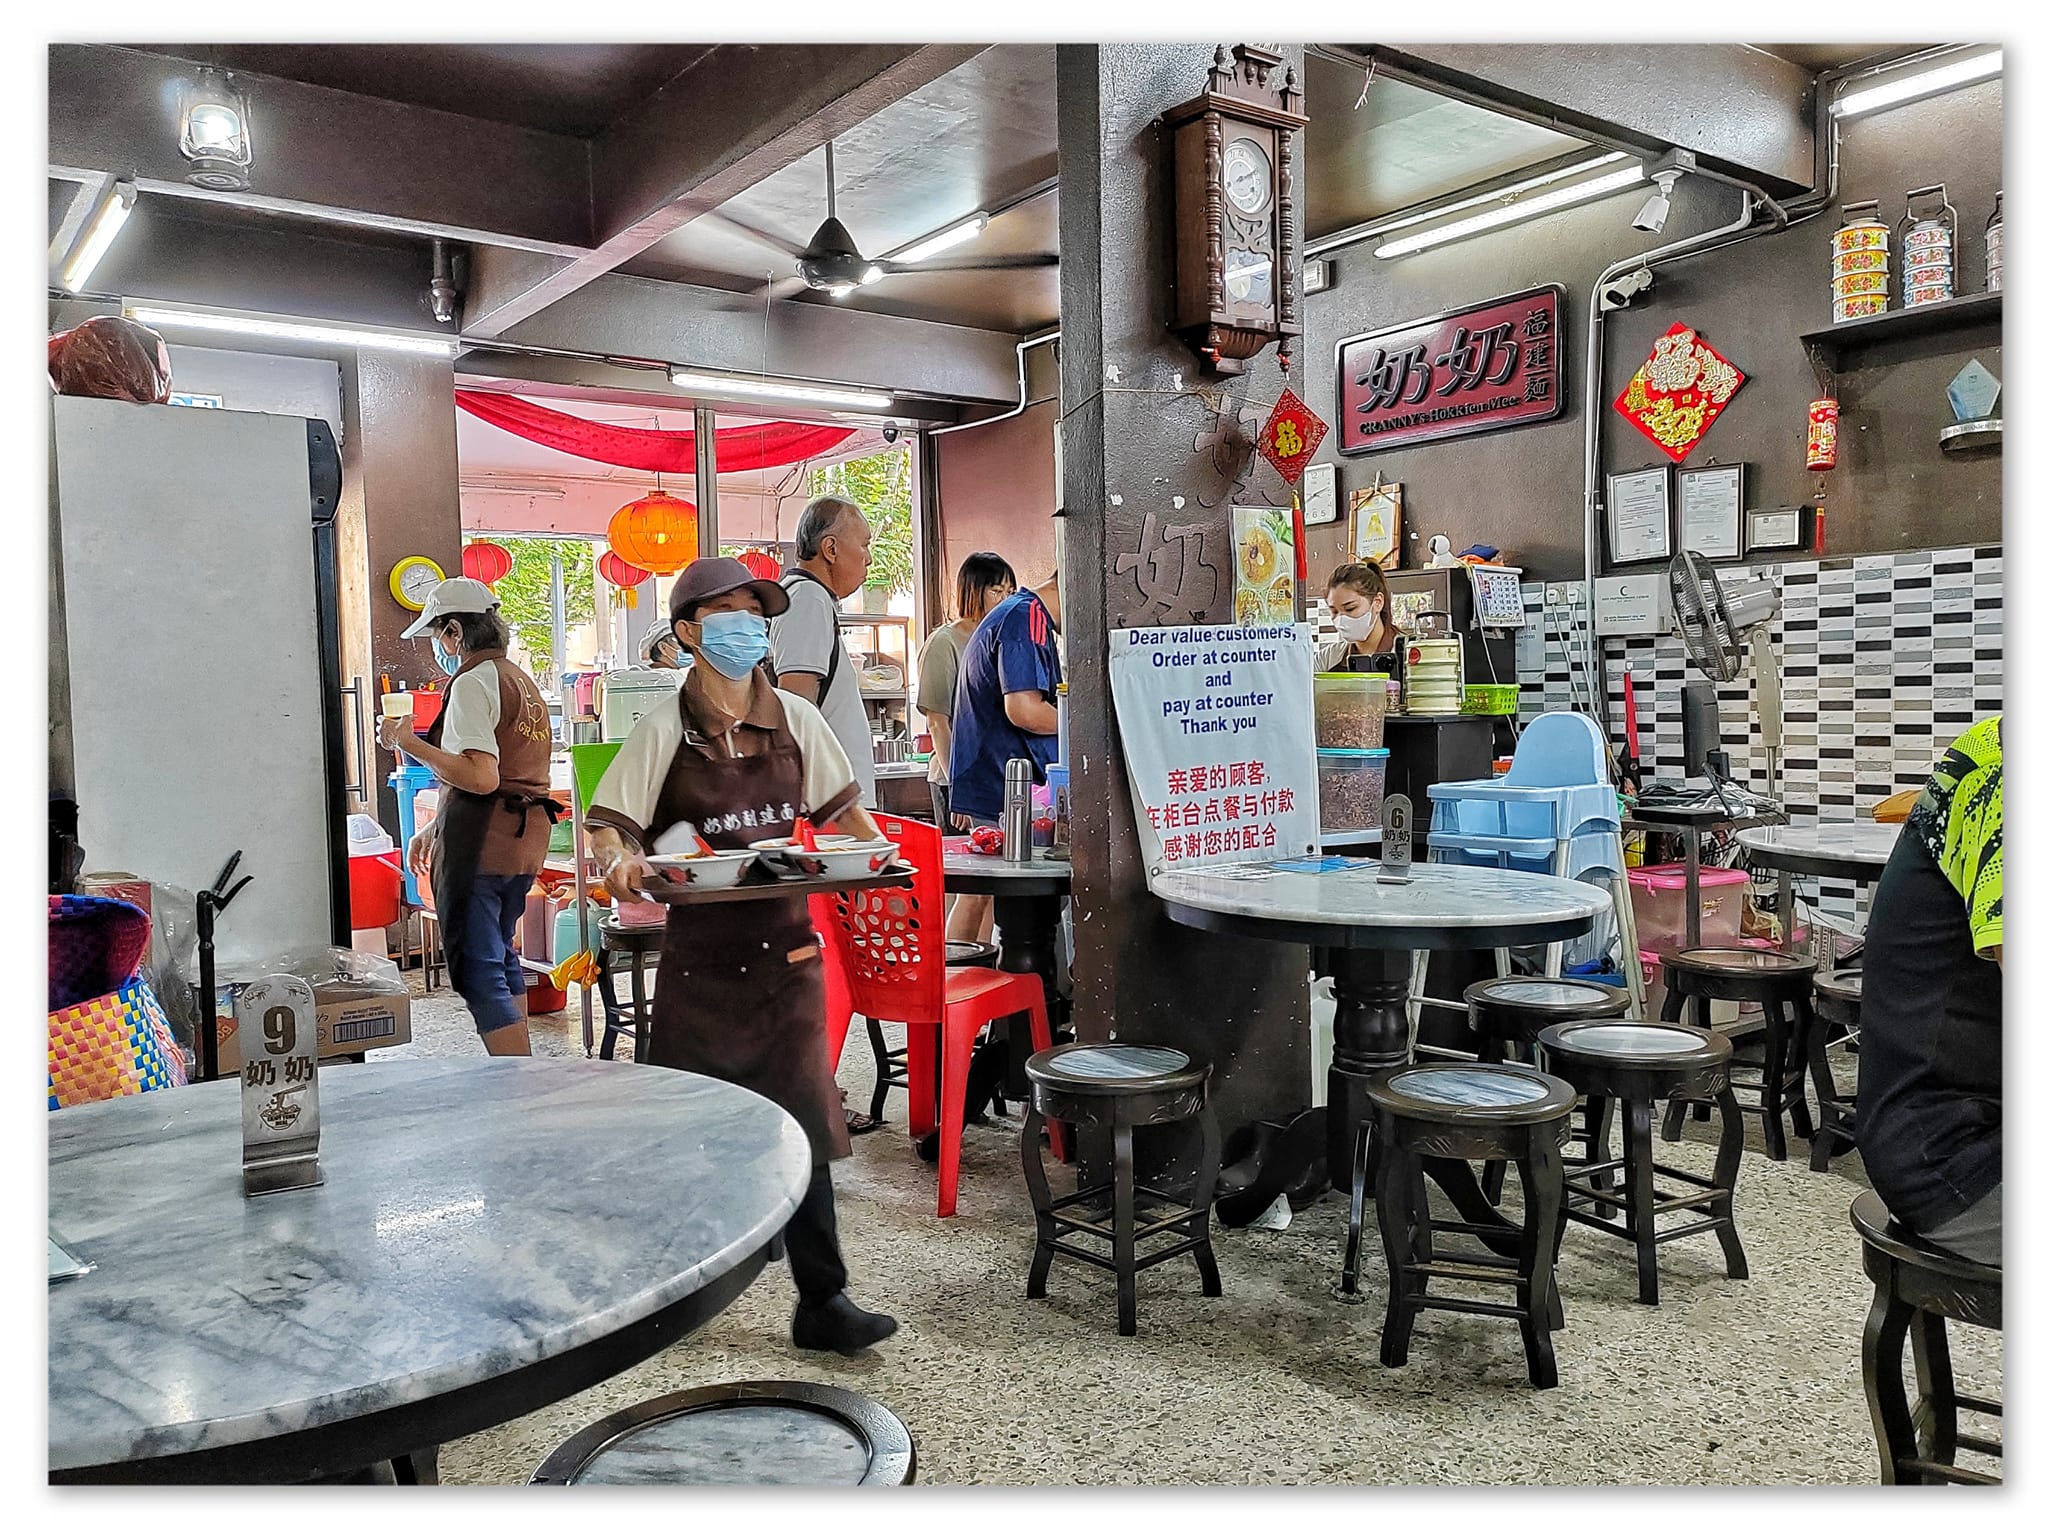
214, 986, 412, 1074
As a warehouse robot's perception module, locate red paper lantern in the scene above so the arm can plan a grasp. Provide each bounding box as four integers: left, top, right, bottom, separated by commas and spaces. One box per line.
607, 490, 698, 576
736, 548, 782, 582
461, 539, 513, 586
598, 549, 652, 610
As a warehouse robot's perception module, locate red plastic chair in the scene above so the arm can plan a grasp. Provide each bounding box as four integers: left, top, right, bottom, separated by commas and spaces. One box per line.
809, 893, 855, 1072
826, 813, 1064, 1216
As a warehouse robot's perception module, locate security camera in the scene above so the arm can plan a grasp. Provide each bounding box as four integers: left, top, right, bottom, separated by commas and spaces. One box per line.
1599, 266, 1655, 312
1633, 170, 1684, 234
880, 420, 900, 444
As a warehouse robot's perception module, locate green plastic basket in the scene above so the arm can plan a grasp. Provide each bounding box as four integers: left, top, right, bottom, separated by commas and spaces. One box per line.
1461, 683, 1521, 716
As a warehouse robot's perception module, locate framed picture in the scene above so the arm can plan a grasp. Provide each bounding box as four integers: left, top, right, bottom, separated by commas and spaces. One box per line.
1302, 462, 1339, 526
1605, 466, 1672, 565
1677, 462, 1745, 560
1231, 506, 1298, 625
1349, 482, 1402, 567
1746, 505, 1813, 553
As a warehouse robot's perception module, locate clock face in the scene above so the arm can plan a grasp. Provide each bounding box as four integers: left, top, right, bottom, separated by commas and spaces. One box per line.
392, 556, 446, 611
1223, 137, 1272, 216
1223, 247, 1274, 307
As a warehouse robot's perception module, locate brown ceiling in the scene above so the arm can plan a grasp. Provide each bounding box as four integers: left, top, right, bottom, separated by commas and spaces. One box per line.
125, 43, 719, 137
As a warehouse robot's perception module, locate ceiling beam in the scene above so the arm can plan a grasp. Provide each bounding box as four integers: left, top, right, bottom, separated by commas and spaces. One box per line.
462, 44, 989, 339
1339, 44, 1817, 196
49, 44, 596, 256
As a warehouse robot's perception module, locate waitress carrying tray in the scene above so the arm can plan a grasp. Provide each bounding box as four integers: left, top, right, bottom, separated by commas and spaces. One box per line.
633, 861, 917, 907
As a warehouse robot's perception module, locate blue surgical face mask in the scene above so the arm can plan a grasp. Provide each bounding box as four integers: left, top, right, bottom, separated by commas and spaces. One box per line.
695, 610, 771, 680
432, 638, 462, 677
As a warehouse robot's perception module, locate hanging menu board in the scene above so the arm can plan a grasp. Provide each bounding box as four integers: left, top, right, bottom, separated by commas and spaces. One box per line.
1109, 623, 1320, 873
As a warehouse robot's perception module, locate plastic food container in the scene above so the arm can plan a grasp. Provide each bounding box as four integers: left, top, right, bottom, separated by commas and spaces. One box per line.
1627, 863, 1750, 956
1317, 747, 1389, 834
1314, 671, 1390, 748
1461, 683, 1521, 716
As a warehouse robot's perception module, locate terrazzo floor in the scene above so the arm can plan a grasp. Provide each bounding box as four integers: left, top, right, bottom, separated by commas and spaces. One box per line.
372, 972, 2001, 1486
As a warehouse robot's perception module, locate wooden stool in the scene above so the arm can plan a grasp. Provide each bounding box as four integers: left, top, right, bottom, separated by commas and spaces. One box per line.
1851, 1191, 2002, 1485
1808, 970, 1862, 1172
1465, 977, 1631, 1204
1363, 1062, 1578, 1389
1536, 1020, 1747, 1305
530, 1381, 915, 1485
596, 918, 663, 1062
1656, 946, 1817, 1162
1021, 1043, 1221, 1337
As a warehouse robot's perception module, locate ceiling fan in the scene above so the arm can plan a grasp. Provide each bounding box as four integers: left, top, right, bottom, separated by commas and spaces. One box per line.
704, 141, 1058, 302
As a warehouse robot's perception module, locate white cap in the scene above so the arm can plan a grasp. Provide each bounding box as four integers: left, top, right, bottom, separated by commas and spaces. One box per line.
401, 576, 498, 639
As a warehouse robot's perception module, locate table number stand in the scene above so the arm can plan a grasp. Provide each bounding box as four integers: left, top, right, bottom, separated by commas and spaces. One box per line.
239, 975, 324, 1197
1378, 795, 1414, 884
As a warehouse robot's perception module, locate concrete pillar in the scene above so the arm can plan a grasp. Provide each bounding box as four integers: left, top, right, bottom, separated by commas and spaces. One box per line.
1055, 44, 1313, 1183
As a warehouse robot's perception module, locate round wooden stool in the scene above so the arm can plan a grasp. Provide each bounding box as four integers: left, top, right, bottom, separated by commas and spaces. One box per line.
1656, 946, 1817, 1162
1021, 1043, 1221, 1338
1851, 1191, 2002, 1485
1465, 976, 1632, 1203
596, 917, 664, 1062
1536, 1020, 1746, 1306
1363, 1061, 1578, 1389
1808, 969, 1862, 1172
530, 1381, 915, 1485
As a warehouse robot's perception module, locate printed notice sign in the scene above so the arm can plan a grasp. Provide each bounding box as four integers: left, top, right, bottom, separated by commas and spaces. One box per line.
1109, 622, 1319, 872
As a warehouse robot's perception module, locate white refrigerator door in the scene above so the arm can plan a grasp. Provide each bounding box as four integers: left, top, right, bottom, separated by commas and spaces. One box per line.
57, 396, 338, 974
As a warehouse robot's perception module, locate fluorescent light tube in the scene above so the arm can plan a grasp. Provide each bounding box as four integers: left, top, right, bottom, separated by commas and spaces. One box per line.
667, 369, 891, 411
1365, 152, 1631, 241
61, 183, 136, 293
128, 305, 457, 356
1375, 165, 1647, 258
894, 213, 989, 264
1832, 50, 2001, 117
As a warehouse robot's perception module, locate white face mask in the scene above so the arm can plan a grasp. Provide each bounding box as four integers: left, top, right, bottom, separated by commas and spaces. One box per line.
1335, 609, 1382, 642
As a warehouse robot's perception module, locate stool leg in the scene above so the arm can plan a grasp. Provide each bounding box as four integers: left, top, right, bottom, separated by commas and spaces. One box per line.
1623, 1098, 1659, 1306
627, 953, 650, 1063
596, 959, 623, 1061
1785, 997, 1817, 1143
1659, 988, 1689, 1142
1020, 1103, 1056, 1301
866, 1017, 893, 1124
1910, 1311, 1959, 1465
1862, 1271, 1921, 1484
1758, 1000, 1792, 1162
1519, 1131, 1564, 1389
1343, 1121, 1371, 1296
1112, 1118, 1138, 1337
1806, 1004, 1844, 1172
1584, 1095, 1618, 1217
1710, 1087, 1749, 1281
1191, 1105, 1223, 1298
1375, 1140, 1420, 1369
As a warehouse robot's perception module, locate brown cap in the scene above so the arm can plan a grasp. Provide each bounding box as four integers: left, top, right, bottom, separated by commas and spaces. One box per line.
667, 555, 790, 624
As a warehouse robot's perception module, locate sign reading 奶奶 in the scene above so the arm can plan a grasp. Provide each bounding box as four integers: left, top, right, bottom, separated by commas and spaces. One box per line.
1336, 285, 1565, 455
1109, 622, 1319, 872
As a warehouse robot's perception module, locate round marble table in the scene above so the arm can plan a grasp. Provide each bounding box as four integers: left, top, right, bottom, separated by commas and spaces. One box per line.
49, 1057, 811, 1484
943, 844, 1073, 1100
1152, 860, 1610, 1291
1736, 821, 1900, 883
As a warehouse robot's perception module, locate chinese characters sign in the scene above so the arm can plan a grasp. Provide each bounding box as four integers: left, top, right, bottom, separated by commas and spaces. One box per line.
1108, 623, 1319, 873
1256, 387, 1328, 485
1335, 285, 1566, 454
1613, 323, 1746, 464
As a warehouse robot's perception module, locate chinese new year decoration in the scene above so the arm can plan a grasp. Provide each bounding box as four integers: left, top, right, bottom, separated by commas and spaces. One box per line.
1255, 387, 1327, 486
734, 548, 783, 582
598, 549, 652, 609
606, 490, 698, 576
1805, 399, 1839, 470
461, 539, 513, 586
1614, 323, 1746, 464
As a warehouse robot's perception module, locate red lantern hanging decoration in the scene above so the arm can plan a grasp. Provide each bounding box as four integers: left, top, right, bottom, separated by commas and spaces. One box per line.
607, 490, 698, 576
598, 549, 652, 610
461, 539, 513, 586
735, 548, 782, 582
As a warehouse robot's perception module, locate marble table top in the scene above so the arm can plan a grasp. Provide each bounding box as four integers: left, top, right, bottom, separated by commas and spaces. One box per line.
1150, 859, 1611, 949
49, 1057, 810, 1475
942, 846, 1073, 886
1736, 821, 1900, 878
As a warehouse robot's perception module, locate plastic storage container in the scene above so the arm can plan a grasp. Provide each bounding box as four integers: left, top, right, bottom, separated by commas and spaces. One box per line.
348, 850, 403, 931
1461, 683, 1521, 716
1317, 747, 1389, 833
1314, 671, 1390, 748
1628, 863, 1750, 956
602, 667, 684, 742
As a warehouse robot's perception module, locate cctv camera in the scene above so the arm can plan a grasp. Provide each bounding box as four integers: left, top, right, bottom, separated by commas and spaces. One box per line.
1599, 266, 1655, 312
1632, 170, 1684, 234
881, 420, 900, 444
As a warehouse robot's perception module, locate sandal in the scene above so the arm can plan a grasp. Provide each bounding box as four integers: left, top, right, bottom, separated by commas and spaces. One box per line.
844, 1107, 883, 1136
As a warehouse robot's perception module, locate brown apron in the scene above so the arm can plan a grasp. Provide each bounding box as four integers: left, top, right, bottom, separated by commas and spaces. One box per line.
643, 684, 850, 1163
422, 650, 559, 999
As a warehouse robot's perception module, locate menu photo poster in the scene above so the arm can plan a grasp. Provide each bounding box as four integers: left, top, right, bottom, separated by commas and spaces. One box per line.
1108, 623, 1321, 876
1232, 506, 1299, 625
1605, 465, 1673, 565
1677, 461, 1745, 561
1350, 481, 1402, 567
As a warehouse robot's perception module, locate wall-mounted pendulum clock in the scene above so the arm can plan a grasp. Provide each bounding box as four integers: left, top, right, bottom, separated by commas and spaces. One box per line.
1165, 44, 1309, 377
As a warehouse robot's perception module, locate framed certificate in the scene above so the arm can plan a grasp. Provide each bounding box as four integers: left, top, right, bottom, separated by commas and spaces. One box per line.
1605, 467, 1672, 565
1301, 462, 1339, 526
1747, 505, 1812, 553
1350, 482, 1402, 566
1677, 462, 1745, 560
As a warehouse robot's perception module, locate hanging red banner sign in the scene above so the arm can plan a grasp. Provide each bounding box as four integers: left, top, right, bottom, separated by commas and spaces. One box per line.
1335, 285, 1565, 455
1256, 387, 1328, 485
